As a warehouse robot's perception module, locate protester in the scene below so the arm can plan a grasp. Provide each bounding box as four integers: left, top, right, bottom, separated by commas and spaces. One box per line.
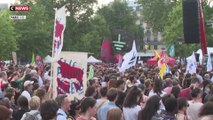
40, 100, 58, 120
55, 94, 71, 120
21, 96, 41, 120
138, 95, 161, 120
13, 96, 29, 120
179, 78, 200, 100
199, 102, 213, 118
115, 79, 126, 110
0, 105, 12, 120
106, 108, 123, 120
99, 88, 118, 120
162, 97, 178, 120
176, 97, 192, 120
96, 87, 108, 120
123, 86, 142, 120
76, 97, 97, 120
187, 88, 203, 120
21, 80, 34, 101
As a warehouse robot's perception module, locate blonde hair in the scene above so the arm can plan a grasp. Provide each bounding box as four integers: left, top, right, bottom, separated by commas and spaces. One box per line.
107, 108, 122, 120
29, 96, 40, 110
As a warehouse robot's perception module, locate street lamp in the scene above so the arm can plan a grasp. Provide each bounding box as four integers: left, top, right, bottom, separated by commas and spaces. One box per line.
178, 37, 183, 45
178, 37, 183, 63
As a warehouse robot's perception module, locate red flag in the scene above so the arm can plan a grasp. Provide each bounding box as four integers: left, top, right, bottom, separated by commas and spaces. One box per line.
199, 0, 207, 55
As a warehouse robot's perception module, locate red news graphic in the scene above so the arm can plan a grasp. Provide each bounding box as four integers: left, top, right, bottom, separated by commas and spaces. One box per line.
10, 6, 30, 11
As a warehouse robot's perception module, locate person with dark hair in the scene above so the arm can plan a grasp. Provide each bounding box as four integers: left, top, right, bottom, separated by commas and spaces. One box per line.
176, 98, 192, 120
171, 86, 180, 98
55, 94, 71, 120
182, 73, 191, 88
76, 97, 96, 120
40, 100, 58, 120
115, 80, 126, 110
123, 86, 142, 120
162, 97, 178, 120
85, 86, 97, 98
21, 96, 41, 120
100, 88, 118, 120
0, 105, 12, 120
138, 95, 161, 120
204, 83, 213, 102
13, 96, 29, 120
125, 75, 136, 90
138, 84, 148, 108
187, 88, 203, 120
108, 79, 117, 89
68, 98, 81, 120
149, 79, 166, 97
179, 77, 200, 100
202, 80, 211, 102
199, 102, 213, 118
163, 78, 173, 94
96, 87, 108, 120
88, 79, 96, 87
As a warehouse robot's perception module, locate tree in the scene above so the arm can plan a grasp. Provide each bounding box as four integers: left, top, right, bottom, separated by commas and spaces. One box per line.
138, 0, 176, 32
76, 15, 111, 56
163, 1, 198, 57
15, 1, 53, 59
0, 11, 19, 60
54, 0, 98, 52
97, 0, 143, 52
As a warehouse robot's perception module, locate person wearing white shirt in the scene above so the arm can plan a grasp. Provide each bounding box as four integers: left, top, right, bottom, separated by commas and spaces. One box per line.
21, 80, 34, 101
123, 86, 142, 120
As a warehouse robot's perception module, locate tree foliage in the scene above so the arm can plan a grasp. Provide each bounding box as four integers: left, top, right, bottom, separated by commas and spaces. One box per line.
15, 0, 53, 59
0, 11, 19, 60
138, 0, 176, 32
163, 1, 199, 57
97, 0, 143, 52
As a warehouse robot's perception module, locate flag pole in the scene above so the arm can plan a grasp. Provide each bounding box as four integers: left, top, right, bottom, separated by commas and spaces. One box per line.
199, 0, 207, 62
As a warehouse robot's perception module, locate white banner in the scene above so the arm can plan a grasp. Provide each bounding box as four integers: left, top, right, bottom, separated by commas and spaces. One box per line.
52, 6, 67, 59
52, 52, 88, 99
119, 40, 137, 73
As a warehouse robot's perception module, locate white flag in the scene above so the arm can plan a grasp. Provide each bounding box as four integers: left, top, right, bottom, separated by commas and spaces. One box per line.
207, 54, 212, 72
186, 52, 197, 74
52, 6, 67, 59
119, 40, 137, 73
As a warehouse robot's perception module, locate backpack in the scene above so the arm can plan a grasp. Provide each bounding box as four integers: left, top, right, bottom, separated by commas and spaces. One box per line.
23, 111, 40, 120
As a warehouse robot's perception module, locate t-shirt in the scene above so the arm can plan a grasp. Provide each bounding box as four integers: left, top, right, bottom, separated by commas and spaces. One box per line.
179, 88, 191, 100
21, 90, 31, 101
186, 101, 203, 120
123, 105, 141, 120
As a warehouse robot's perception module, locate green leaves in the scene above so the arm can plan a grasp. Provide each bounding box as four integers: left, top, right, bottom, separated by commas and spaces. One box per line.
0, 11, 19, 60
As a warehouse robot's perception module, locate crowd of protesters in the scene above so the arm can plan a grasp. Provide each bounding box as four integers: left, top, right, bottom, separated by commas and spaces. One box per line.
0, 60, 213, 120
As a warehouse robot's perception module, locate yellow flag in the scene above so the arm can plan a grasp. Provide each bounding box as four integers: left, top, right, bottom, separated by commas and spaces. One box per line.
159, 64, 166, 79
154, 50, 160, 59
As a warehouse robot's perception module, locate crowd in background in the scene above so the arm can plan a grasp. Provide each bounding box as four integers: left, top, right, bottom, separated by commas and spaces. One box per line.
0, 61, 213, 120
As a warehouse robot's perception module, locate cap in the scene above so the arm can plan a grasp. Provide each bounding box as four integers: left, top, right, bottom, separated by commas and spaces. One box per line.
24, 80, 34, 87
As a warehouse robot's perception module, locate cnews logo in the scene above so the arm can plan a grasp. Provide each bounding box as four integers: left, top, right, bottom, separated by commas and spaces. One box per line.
10, 6, 30, 11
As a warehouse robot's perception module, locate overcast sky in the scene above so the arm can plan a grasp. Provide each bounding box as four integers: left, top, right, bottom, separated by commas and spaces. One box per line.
97, 0, 114, 7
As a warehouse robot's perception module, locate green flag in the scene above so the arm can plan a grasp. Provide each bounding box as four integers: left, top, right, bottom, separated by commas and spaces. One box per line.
31, 52, 35, 65
88, 65, 94, 80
